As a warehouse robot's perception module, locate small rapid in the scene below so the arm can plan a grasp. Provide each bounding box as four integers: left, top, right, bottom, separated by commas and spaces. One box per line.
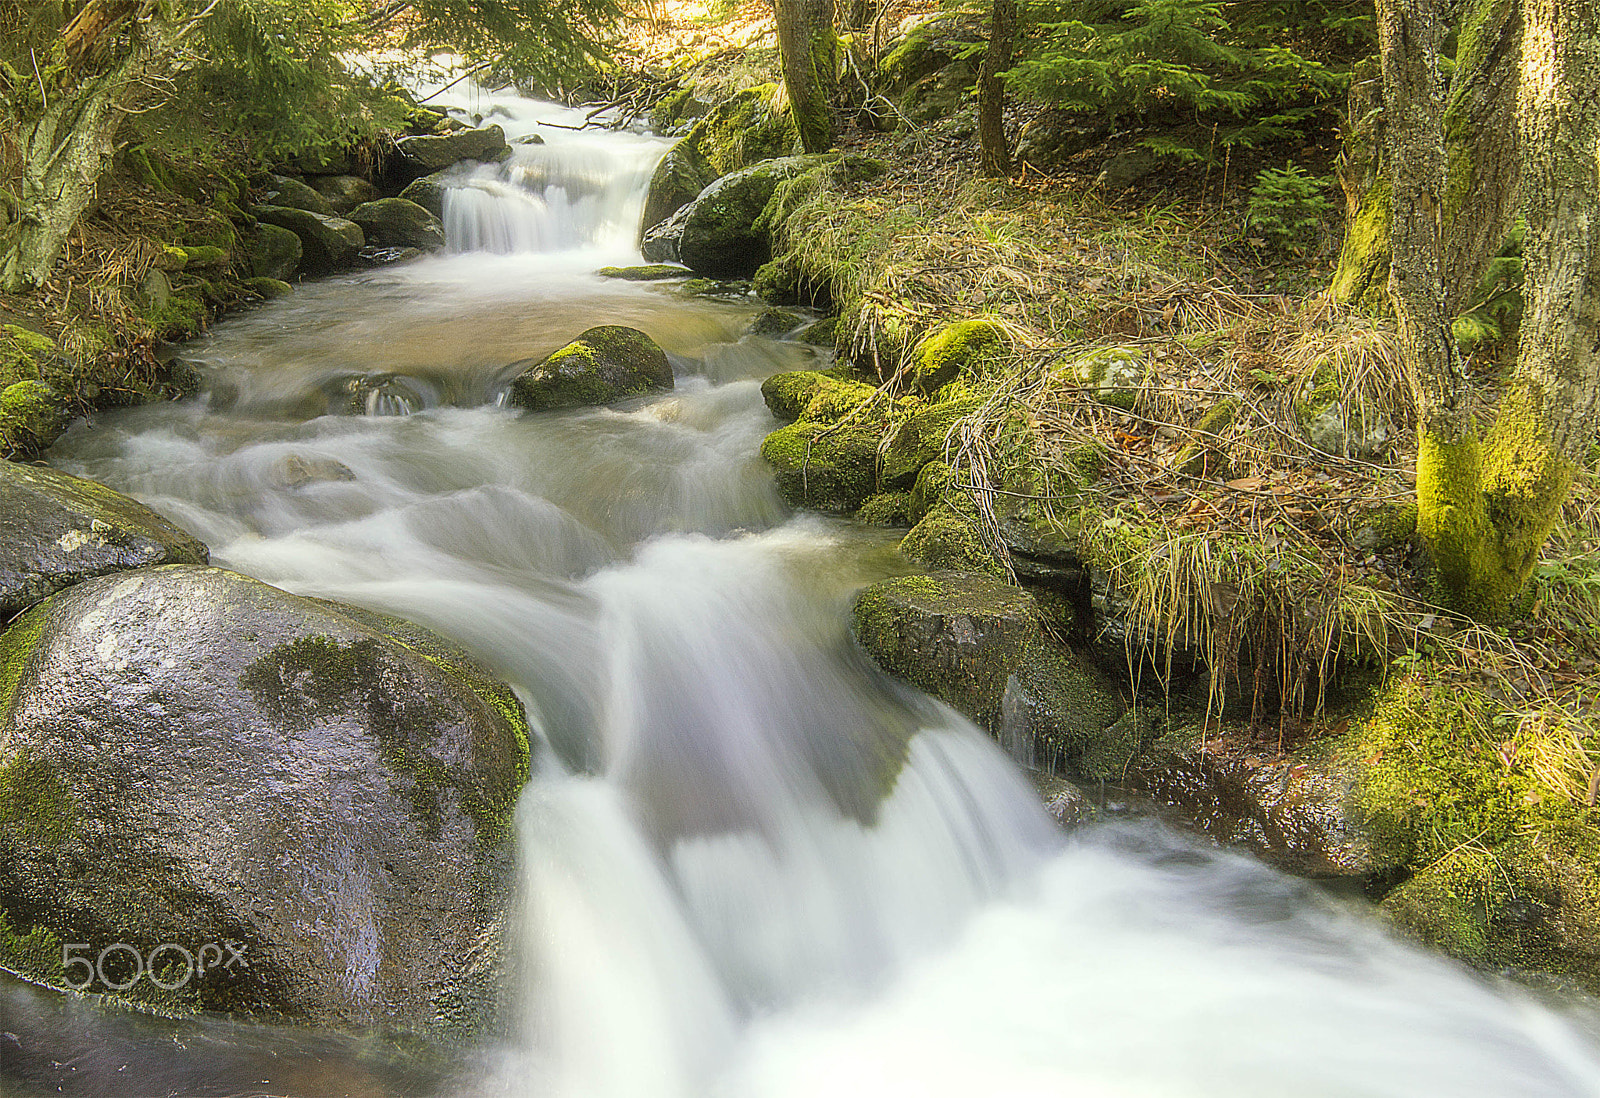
16, 78, 1600, 1098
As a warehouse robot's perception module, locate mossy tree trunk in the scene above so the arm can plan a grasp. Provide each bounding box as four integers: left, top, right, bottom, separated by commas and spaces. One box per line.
0, 4, 193, 293
977, 0, 1016, 178
1382, 0, 1600, 617
1332, 0, 1521, 317
776, 0, 840, 153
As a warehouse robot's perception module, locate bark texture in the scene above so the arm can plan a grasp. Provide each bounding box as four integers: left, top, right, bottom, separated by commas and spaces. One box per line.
775, 0, 840, 153
1390, 0, 1600, 617
1, 6, 192, 293
1330, 57, 1391, 313
978, 0, 1017, 178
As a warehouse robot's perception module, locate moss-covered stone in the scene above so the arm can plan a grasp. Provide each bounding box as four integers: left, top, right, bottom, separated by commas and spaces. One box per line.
139, 292, 207, 342
0, 381, 70, 458
252, 205, 364, 277
679, 155, 830, 279
799, 317, 839, 347
882, 397, 980, 486
851, 570, 1127, 774
900, 506, 999, 574
507, 325, 674, 412
639, 84, 800, 233
249, 222, 303, 282
1173, 396, 1241, 478
650, 88, 710, 134
760, 420, 880, 512
746, 307, 806, 337
1072, 346, 1146, 410
911, 319, 1007, 393
760, 369, 877, 423
241, 276, 292, 300
596, 264, 689, 280
909, 459, 954, 522
0, 324, 55, 390
348, 198, 446, 251
179, 245, 229, 270
857, 491, 913, 527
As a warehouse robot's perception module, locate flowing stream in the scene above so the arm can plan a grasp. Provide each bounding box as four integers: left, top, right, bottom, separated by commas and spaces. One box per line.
11, 82, 1600, 1098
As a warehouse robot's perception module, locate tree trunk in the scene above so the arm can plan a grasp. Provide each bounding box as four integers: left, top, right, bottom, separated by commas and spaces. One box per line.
0, 8, 190, 293
1330, 57, 1390, 313
978, 0, 1016, 178
1332, 0, 1521, 317
1387, 0, 1600, 617
775, 0, 839, 154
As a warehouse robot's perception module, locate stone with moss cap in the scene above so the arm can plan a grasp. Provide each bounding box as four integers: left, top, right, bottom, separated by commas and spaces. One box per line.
760, 369, 876, 423
0, 324, 55, 390
678, 155, 832, 279
911, 319, 1007, 393
882, 397, 980, 486
507, 325, 674, 412
0, 461, 208, 619
1072, 346, 1146, 411
760, 420, 880, 512
639, 84, 800, 235
252, 206, 364, 277
0, 381, 69, 459
852, 570, 1127, 776
0, 564, 530, 1035
900, 506, 1000, 575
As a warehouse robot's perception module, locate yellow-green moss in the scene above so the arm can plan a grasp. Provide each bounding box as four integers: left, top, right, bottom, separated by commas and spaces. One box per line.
857, 491, 913, 527
1072, 346, 1145, 411
760, 369, 877, 423
0, 381, 69, 457
1173, 396, 1240, 478
0, 749, 77, 848
912, 319, 1007, 392
882, 397, 980, 486
909, 459, 955, 523
1329, 174, 1392, 316
899, 506, 1001, 574
760, 420, 880, 512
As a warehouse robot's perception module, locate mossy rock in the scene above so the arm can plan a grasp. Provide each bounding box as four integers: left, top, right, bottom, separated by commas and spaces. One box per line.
394, 124, 510, 173
760, 420, 880, 512
178, 245, 229, 271
650, 88, 710, 135
0, 325, 56, 390
0, 382, 69, 459
679, 156, 831, 279
507, 325, 674, 412
745, 307, 806, 337
1173, 396, 1241, 478
900, 506, 999, 575
596, 264, 689, 281
253, 206, 364, 277
250, 222, 303, 282
911, 319, 1007, 393
909, 459, 954, 523
798, 317, 839, 347
139, 292, 208, 342
882, 397, 981, 487
0, 565, 528, 1034
639, 84, 800, 234
310, 174, 380, 215
348, 198, 446, 251
241, 276, 293, 300
1072, 346, 1146, 411
858, 491, 914, 527
760, 369, 876, 423
851, 571, 1127, 774
0, 460, 208, 620
397, 170, 456, 219
261, 174, 333, 216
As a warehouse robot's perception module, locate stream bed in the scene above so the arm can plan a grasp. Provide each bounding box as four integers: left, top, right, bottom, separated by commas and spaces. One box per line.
8, 84, 1600, 1098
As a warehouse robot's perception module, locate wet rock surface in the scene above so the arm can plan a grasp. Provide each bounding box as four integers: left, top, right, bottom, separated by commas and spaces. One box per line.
506, 325, 674, 412
0, 565, 530, 1034
0, 461, 208, 619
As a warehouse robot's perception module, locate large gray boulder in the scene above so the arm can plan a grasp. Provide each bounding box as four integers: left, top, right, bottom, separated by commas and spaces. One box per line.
252, 206, 364, 276
249, 222, 303, 281
0, 565, 530, 1035
0, 461, 207, 619
348, 198, 447, 252
394, 125, 509, 173
852, 571, 1131, 777
398, 170, 456, 219
676, 155, 825, 279
507, 325, 674, 412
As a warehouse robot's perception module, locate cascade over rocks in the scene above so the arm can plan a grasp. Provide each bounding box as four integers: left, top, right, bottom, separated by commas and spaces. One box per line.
252, 206, 365, 276
852, 571, 1131, 778
507, 325, 674, 412
0, 461, 208, 619
0, 565, 531, 1034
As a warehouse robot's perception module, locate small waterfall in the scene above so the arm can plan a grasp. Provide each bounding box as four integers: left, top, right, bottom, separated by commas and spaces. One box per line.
427, 82, 669, 255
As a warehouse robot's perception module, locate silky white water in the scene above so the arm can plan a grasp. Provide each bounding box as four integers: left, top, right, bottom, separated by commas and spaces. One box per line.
26, 81, 1600, 1097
